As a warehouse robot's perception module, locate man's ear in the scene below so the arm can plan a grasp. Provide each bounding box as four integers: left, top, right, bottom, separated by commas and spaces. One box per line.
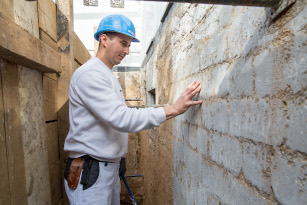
99, 34, 108, 48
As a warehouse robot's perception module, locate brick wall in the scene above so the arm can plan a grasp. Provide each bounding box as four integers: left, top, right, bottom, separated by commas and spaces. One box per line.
143, 1, 306, 204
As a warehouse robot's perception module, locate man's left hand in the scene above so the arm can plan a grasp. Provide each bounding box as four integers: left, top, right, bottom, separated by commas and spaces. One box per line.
163, 80, 202, 120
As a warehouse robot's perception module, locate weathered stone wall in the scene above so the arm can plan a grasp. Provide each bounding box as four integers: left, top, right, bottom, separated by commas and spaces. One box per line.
143, 1, 307, 204
115, 71, 143, 106
141, 21, 175, 204
114, 71, 145, 204
116, 69, 174, 205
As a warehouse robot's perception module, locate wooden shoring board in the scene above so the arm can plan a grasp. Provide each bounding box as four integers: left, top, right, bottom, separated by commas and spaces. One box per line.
0, 12, 60, 73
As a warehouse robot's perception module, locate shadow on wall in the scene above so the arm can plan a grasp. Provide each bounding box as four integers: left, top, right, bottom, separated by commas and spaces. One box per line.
57, 99, 70, 205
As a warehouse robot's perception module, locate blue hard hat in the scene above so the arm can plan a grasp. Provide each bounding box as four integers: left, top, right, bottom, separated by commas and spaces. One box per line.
94, 14, 140, 42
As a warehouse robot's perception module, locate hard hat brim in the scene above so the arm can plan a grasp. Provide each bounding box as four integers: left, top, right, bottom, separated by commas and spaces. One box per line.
94, 31, 140, 43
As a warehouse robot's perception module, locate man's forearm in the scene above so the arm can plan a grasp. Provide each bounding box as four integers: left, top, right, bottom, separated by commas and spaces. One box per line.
163, 105, 180, 120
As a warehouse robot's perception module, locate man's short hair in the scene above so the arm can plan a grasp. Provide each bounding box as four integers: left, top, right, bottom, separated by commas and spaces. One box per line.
98, 32, 116, 48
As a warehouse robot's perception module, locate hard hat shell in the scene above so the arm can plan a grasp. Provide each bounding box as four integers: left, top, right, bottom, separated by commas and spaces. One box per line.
94, 14, 140, 42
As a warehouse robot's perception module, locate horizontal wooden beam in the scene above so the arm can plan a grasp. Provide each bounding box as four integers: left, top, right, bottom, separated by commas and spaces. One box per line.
0, 12, 60, 73
128, 0, 281, 8
73, 32, 92, 65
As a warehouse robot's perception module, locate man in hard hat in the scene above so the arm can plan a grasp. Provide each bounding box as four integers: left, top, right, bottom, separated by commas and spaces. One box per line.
63, 14, 202, 204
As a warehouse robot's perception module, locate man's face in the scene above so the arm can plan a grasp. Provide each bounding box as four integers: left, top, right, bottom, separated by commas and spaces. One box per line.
103, 33, 133, 67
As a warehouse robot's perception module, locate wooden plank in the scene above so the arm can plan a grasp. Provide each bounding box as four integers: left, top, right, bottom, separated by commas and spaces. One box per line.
74, 59, 81, 72
43, 76, 57, 103
38, 8, 57, 41
56, 3, 74, 204
0, 60, 11, 205
73, 32, 92, 65
45, 121, 58, 143
0, 0, 13, 20
1, 60, 28, 204
49, 162, 63, 205
58, 200, 64, 205
0, 12, 60, 73
38, 0, 57, 25
13, 0, 39, 38
47, 133, 59, 167
38, 0, 57, 39
44, 101, 57, 122
40, 29, 58, 51
45, 122, 59, 167
17, 65, 53, 204
44, 73, 58, 81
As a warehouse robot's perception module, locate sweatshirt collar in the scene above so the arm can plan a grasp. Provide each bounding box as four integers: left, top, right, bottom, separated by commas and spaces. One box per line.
92, 57, 113, 74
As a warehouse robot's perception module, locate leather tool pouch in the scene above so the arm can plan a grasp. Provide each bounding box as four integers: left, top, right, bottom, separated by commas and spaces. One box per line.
67, 158, 84, 190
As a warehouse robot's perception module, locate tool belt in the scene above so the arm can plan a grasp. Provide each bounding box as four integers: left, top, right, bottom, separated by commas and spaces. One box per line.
64, 155, 111, 190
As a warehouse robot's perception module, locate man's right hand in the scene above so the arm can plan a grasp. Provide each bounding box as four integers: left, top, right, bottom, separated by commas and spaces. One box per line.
163, 80, 202, 120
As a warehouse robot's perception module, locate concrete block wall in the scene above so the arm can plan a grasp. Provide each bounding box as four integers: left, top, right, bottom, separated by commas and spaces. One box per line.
143, 1, 307, 204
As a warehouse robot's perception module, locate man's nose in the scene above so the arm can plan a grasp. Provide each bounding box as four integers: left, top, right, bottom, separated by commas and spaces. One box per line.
124, 46, 129, 55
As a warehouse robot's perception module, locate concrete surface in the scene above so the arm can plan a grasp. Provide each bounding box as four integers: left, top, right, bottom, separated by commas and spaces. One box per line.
143, 1, 307, 204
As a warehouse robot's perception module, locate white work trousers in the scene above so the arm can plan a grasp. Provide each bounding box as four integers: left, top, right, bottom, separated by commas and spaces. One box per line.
64, 161, 121, 205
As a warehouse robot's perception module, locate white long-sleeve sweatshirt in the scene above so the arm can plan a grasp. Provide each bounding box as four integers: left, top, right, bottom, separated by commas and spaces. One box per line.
64, 57, 166, 162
